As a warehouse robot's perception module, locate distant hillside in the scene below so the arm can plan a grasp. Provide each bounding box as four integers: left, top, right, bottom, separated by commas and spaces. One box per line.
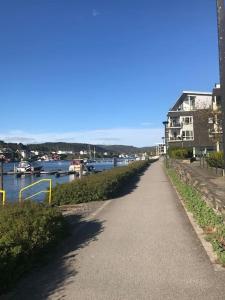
0, 140, 154, 154
139, 146, 156, 153
99, 145, 138, 153
27, 142, 105, 153
99, 145, 154, 154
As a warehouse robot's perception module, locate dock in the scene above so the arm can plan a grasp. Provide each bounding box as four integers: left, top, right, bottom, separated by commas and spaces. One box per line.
3, 170, 77, 177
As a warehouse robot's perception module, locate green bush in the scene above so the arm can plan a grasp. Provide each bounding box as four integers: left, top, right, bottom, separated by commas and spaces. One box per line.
167, 167, 225, 265
168, 147, 192, 159
0, 201, 67, 294
51, 161, 150, 205
206, 151, 224, 168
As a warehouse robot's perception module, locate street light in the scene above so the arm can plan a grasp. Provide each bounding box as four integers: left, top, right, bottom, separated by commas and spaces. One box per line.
0, 150, 4, 202
162, 121, 169, 167
161, 137, 165, 155
162, 121, 169, 154
216, 0, 225, 172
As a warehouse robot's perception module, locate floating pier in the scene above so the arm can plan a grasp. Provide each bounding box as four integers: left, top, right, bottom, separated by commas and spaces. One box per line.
3, 170, 77, 177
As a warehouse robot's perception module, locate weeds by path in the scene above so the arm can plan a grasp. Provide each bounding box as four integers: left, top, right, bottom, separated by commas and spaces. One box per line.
167, 167, 225, 266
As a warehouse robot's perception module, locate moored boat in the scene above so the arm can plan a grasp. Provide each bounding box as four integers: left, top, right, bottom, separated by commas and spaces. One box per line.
16, 161, 42, 173
69, 159, 84, 173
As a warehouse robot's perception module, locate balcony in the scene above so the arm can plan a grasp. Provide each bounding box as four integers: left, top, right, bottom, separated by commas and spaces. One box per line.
169, 136, 182, 142
169, 136, 193, 142
168, 122, 182, 128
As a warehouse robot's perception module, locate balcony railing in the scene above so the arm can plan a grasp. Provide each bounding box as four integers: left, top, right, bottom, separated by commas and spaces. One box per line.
169, 136, 193, 142
169, 137, 181, 141
168, 122, 182, 128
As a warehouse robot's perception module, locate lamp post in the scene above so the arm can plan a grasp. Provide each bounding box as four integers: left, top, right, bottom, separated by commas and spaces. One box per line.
162, 121, 169, 167
161, 136, 165, 154
216, 0, 225, 172
0, 151, 4, 203
162, 121, 169, 154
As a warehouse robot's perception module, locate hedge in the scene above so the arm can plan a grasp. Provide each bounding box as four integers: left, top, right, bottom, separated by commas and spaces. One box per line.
206, 151, 224, 168
0, 201, 67, 294
51, 160, 150, 205
168, 147, 193, 159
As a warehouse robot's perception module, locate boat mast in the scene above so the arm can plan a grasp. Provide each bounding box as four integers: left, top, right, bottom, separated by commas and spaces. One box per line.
88, 144, 92, 160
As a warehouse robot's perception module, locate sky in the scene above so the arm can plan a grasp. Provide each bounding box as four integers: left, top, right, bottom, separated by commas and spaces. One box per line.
0, 0, 220, 147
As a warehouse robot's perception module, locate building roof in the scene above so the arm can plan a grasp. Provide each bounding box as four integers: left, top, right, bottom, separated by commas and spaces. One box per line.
182, 91, 212, 95
169, 91, 212, 111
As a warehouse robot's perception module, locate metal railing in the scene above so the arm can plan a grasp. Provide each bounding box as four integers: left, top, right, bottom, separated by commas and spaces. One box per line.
0, 190, 6, 206
169, 136, 194, 142
19, 179, 52, 204
168, 122, 182, 128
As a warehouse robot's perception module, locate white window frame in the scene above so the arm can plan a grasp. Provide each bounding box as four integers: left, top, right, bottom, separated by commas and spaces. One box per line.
182, 130, 194, 141
181, 116, 193, 125
189, 96, 196, 109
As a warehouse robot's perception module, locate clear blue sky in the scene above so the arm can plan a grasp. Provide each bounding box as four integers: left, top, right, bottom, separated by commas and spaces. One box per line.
0, 0, 220, 146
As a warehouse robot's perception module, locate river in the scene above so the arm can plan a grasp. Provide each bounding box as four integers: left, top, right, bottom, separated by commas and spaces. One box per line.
1, 160, 122, 202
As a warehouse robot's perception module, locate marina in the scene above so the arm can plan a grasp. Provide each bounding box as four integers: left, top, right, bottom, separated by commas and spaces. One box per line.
1, 159, 129, 202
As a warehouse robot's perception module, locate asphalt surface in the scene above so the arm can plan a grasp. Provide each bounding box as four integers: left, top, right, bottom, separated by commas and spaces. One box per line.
6, 160, 225, 299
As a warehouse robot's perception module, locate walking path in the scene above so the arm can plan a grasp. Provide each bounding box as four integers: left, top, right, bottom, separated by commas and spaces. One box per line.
7, 160, 225, 299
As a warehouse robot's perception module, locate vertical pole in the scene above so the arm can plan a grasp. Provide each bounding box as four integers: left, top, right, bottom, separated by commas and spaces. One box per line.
49, 179, 52, 205
216, 0, 225, 171
164, 125, 166, 167
0, 160, 3, 190
163, 121, 169, 167
94, 146, 96, 160
193, 147, 196, 158
0, 159, 3, 204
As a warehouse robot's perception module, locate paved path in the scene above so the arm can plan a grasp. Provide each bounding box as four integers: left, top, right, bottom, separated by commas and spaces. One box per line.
7, 160, 225, 299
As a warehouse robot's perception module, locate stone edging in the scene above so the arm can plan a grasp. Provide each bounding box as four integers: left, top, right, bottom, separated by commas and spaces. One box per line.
170, 160, 225, 216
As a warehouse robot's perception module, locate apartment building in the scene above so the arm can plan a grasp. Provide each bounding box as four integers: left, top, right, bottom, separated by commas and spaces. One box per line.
167, 91, 216, 155
156, 144, 166, 156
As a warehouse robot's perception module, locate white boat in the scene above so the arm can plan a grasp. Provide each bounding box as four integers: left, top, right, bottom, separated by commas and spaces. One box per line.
69, 159, 84, 173
16, 161, 42, 173
69, 159, 95, 175
16, 161, 32, 173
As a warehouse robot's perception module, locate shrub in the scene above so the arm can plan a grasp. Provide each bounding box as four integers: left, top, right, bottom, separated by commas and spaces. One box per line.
206, 151, 224, 168
51, 161, 150, 205
0, 201, 67, 294
168, 147, 192, 159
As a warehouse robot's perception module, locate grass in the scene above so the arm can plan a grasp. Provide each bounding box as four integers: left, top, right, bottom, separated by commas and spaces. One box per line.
166, 167, 225, 266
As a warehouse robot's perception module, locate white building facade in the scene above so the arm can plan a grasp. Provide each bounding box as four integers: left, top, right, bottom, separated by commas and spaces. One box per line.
167, 91, 216, 155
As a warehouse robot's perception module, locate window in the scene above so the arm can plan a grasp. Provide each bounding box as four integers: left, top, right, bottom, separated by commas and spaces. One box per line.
189, 96, 195, 109
170, 118, 180, 127
182, 130, 193, 140
216, 96, 221, 108
181, 116, 192, 125
208, 117, 214, 124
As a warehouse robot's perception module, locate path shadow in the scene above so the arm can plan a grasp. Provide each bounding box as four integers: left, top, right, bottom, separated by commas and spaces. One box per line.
4, 214, 104, 300
3, 164, 153, 299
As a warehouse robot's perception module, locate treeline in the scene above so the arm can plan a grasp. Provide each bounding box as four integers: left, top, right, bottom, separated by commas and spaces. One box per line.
0, 141, 154, 154
99, 144, 155, 154
28, 142, 105, 153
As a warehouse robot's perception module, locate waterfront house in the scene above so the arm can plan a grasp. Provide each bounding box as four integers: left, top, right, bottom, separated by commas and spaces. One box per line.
166, 90, 217, 155
156, 144, 166, 156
